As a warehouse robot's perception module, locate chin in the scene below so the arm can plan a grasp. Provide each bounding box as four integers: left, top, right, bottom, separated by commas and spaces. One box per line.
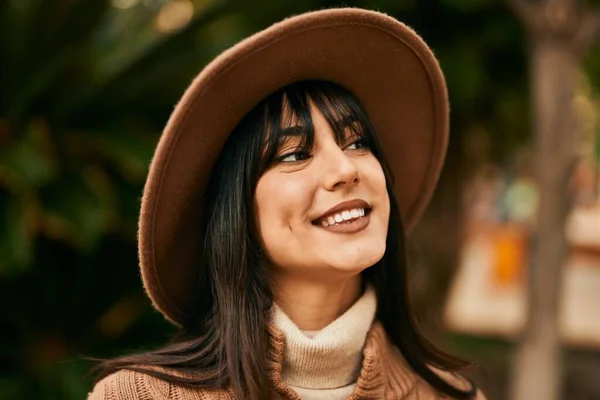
327, 247, 386, 273
328, 263, 371, 275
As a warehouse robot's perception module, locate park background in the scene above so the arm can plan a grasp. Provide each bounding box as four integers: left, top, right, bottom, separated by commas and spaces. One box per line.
0, 0, 599, 399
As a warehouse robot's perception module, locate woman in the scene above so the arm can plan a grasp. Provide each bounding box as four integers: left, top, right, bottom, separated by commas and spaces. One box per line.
90, 8, 485, 400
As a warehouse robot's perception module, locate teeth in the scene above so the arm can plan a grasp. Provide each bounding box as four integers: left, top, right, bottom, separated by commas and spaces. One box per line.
318, 208, 367, 227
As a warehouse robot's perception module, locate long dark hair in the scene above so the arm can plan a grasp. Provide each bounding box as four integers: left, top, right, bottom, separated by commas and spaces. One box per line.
93, 80, 476, 399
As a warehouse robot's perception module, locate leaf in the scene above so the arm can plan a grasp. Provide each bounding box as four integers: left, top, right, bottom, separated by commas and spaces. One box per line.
59, 358, 95, 400
96, 295, 145, 338
0, 376, 29, 400
0, 118, 58, 190
2, 1, 112, 122
0, 0, 48, 113
438, 45, 485, 107
0, 191, 35, 274
39, 169, 116, 251
583, 41, 600, 90
86, 0, 232, 106
78, 127, 156, 183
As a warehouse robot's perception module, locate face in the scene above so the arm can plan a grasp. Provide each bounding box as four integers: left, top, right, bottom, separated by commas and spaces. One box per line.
254, 101, 390, 278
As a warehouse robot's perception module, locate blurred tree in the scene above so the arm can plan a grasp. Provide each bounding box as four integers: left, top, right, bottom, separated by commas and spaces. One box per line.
0, 0, 599, 399
504, 1, 600, 400
369, 0, 532, 345
0, 0, 234, 398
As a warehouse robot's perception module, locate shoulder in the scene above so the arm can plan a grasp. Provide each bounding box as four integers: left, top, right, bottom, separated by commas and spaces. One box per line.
383, 344, 486, 399
88, 369, 139, 400
87, 368, 233, 400
88, 369, 173, 400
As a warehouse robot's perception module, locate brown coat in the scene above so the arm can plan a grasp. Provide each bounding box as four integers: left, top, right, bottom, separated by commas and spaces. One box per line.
88, 322, 485, 399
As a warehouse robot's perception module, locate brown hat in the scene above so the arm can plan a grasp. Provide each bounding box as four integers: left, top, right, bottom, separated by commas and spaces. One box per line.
139, 8, 449, 326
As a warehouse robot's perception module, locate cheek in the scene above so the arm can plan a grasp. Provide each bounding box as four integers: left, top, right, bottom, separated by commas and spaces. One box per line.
363, 157, 390, 221
364, 156, 388, 195
254, 171, 315, 232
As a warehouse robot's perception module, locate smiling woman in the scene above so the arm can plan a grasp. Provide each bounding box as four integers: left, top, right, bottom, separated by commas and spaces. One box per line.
254, 82, 390, 288
88, 8, 486, 400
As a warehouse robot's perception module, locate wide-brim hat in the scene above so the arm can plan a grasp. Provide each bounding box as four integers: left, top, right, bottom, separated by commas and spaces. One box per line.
139, 8, 449, 326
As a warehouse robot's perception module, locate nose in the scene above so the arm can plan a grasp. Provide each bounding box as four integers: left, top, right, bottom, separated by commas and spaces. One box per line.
320, 144, 361, 191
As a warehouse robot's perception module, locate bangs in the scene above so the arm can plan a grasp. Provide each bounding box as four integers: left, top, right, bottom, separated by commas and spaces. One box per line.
257, 80, 374, 171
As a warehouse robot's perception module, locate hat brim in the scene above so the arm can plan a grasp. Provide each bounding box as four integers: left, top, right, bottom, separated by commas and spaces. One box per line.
139, 8, 449, 326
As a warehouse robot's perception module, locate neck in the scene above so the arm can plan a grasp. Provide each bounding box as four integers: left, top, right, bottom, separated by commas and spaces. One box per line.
271, 272, 363, 330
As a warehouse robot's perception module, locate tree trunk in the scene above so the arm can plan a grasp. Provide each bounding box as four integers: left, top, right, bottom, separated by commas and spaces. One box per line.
506, 1, 600, 399
510, 38, 577, 400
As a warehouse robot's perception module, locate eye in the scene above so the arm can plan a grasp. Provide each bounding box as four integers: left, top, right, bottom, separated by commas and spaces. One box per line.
344, 137, 370, 151
277, 150, 312, 164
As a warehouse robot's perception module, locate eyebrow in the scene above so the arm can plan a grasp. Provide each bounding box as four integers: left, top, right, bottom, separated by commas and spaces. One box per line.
279, 125, 306, 138
278, 115, 358, 139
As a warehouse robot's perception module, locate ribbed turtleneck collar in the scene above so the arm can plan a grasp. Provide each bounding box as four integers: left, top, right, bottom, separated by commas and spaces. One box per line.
270, 285, 377, 390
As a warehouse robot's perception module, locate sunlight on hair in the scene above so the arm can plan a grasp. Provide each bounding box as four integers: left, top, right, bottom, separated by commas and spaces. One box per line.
155, 0, 194, 33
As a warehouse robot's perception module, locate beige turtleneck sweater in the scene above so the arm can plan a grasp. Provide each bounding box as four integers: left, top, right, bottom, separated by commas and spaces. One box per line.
89, 288, 486, 399
271, 285, 377, 399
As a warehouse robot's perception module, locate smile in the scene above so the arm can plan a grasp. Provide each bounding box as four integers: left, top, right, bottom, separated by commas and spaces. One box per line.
312, 207, 372, 233
317, 208, 367, 226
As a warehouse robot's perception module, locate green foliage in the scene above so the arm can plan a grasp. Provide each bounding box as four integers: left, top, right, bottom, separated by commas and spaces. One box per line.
0, 191, 34, 272
0, 0, 598, 399
0, 0, 234, 398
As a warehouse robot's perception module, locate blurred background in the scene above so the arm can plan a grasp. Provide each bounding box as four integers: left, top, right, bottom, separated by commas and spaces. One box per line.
0, 0, 598, 399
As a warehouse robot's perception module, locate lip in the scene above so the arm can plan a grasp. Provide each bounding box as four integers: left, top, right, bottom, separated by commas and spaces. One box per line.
318, 212, 371, 234
313, 199, 371, 222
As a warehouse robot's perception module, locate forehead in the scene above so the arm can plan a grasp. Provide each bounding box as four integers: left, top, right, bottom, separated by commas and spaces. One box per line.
274, 107, 359, 146
279, 94, 352, 127
258, 85, 368, 166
